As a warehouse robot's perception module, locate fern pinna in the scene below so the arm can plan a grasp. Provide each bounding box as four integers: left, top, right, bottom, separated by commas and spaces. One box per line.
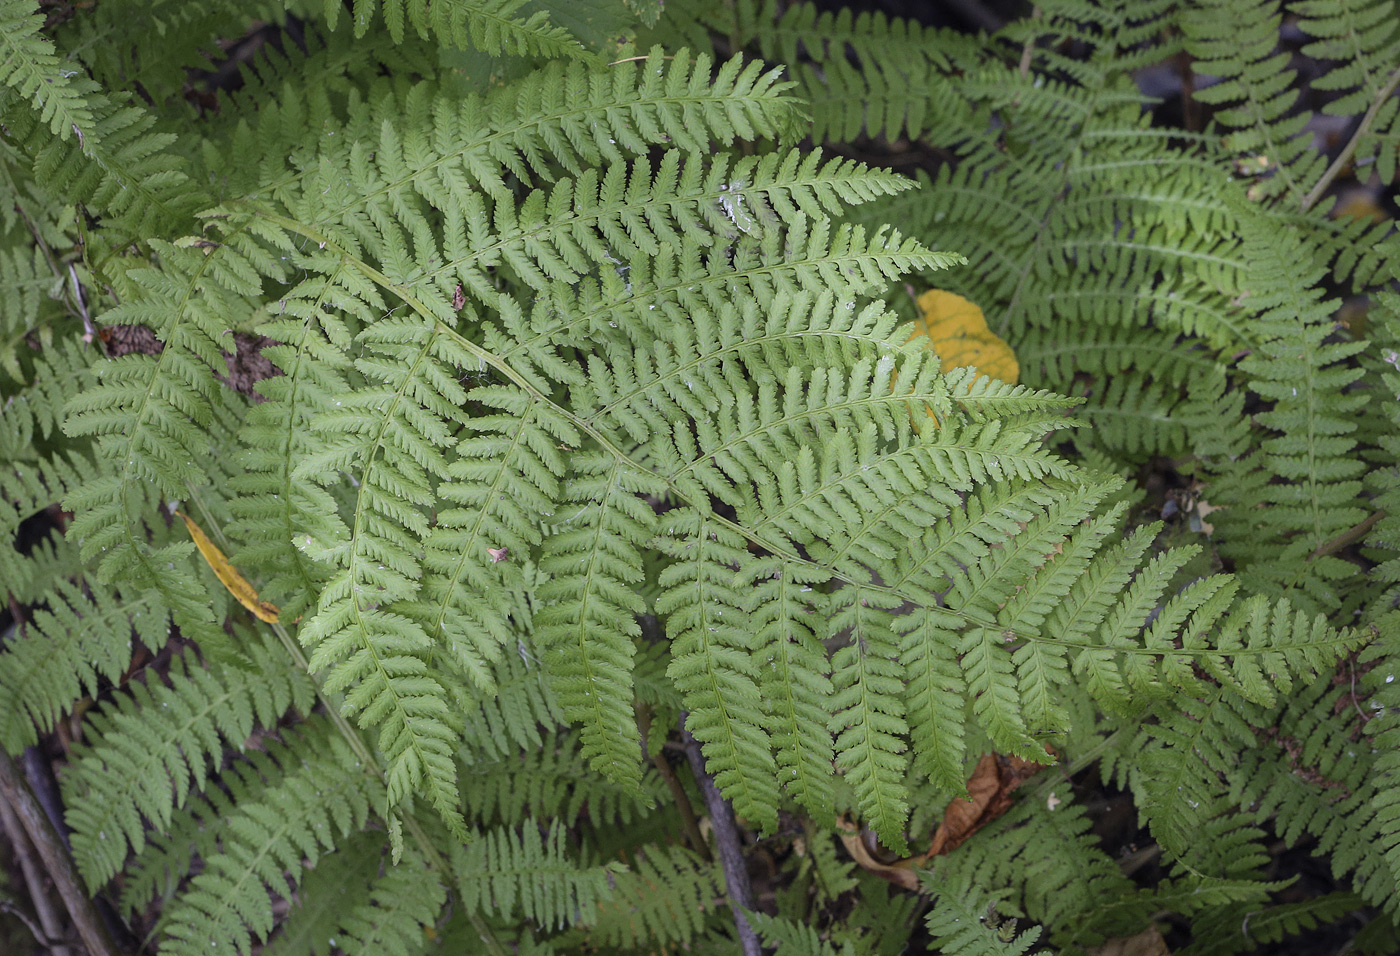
0, 0, 1397, 953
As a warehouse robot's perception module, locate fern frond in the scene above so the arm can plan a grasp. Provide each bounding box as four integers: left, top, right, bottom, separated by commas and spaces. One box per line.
263, 832, 445, 956
156, 723, 381, 956
0, 345, 101, 604
1297, 0, 1400, 185
452, 819, 623, 929
749, 912, 857, 956
52, 0, 265, 103
414, 393, 571, 692
1137, 685, 1267, 863
897, 602, 968, 796
0, 241, 69, 382
920, 867, 1042, 956
827, 585, 910, 852
0, 579, 163, 751
294, 313, 478, 836
658, 508, 780, 831
1205, 211, 1368, 612
584, 844, 722, 950
743, 557, 835, 820
416, 149, 915, 309
461, 729, 664, 826
0, 0, 97, 146
1006, 507, 1125, 731
458, 649, 567, 761
6, 88, 198, 242
63, 232, 283, 662
740, 0, 974, 144
276, 45, 802, 225
62, 635, 316, 888
536, 450, 659, 791
225, 261, 356, 621
1183, 891, 1365, 956
326, 0, 588, 58
1180, 0, 1326, 204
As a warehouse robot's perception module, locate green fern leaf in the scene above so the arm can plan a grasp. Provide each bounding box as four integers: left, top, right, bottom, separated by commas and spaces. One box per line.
0, 0, 97, 145
157, 725, 381, 956
536, 449, 662, 790
658, 508, 781, 832
63, 635, 316, 888
452, 819, 623, 929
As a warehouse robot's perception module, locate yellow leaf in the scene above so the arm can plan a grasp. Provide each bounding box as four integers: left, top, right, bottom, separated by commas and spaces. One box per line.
910, 289, 1019, 385
177, 511, 281, 623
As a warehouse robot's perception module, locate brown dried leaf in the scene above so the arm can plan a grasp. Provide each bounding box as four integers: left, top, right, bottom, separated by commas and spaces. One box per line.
926, 752, 1046, 856
836, 818, 919, 890
837, 751, 1049, 889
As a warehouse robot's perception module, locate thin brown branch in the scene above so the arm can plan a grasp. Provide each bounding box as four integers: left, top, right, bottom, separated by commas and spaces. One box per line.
0, 747, 128, 956
0, 791, 72, 956
0, 899, 70, 951
1018, 7, 1042, 80
680, 717, 763, 956
1311, 510, 1384, 559
636, 704, 712, 862
1301, 66, 1400, 213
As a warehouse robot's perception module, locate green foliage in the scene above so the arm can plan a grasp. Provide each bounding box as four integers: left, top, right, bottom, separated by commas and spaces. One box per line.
1, 0, 1397, 952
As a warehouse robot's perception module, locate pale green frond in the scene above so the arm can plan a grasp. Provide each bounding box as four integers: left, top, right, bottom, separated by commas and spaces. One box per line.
742, 556, 835, 820
536, 450, 662, 790
657, 507, 780, 831
827, 585, 910, 852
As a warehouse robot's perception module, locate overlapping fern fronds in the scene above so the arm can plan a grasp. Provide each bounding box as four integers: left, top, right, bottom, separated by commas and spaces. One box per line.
0, 0, 1395, 952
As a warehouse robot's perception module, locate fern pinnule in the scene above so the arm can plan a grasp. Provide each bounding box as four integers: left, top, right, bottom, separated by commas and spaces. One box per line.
659, 508, 781, 831
535, 451, 661, 791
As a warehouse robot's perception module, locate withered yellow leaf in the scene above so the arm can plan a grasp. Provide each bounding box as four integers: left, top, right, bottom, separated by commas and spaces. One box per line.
910, 289, 1019, 385
177, 511, 281, 623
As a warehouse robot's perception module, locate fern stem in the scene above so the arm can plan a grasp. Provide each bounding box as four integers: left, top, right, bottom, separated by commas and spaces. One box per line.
0, 748, 127, 956
0, 792, 73, 955
1311, 510, 1384, 558
180, 487, 377, 767
680, 718, 763, 956
637, 704, 713, 863
1300, 66, 1400, 213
